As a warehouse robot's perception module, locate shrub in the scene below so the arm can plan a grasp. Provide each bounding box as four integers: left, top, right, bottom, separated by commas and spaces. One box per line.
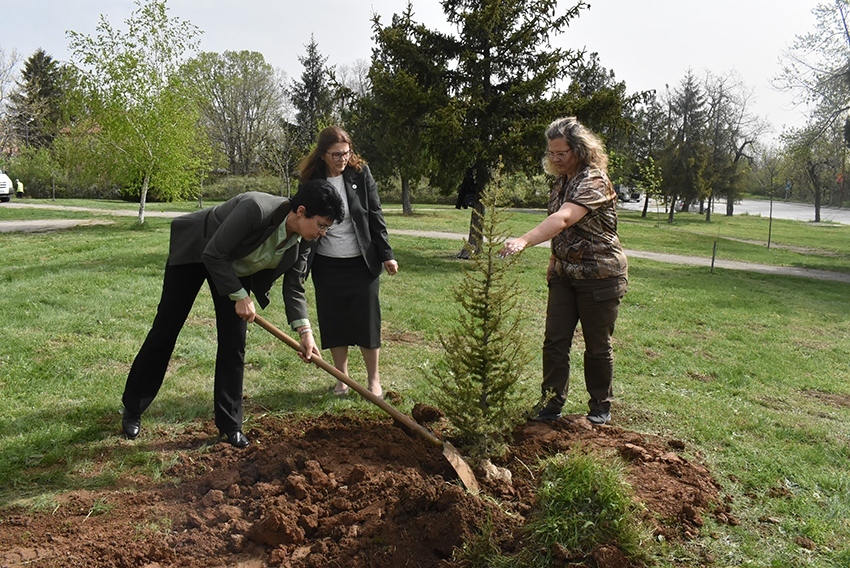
201, 174, 289, 201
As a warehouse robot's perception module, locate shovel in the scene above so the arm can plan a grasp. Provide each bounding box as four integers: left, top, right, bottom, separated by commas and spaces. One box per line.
253, 314, 479, 494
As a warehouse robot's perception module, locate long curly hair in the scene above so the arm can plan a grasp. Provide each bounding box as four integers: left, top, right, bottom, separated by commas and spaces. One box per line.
542, 117, 609, 175
298, 126, 364, 181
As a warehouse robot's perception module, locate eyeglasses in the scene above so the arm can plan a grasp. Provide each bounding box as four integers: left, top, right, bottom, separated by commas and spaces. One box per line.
327, 150, 352, 161
312, 218, 333, 232
545, 148, 572, 160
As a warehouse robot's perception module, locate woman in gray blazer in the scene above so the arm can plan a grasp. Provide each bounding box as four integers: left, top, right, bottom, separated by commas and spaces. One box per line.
121, 180, 344, 447
299, 126, 398, 398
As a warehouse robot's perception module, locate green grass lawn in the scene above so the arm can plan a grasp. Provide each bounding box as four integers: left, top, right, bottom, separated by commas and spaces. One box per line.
0, 200, 848, 566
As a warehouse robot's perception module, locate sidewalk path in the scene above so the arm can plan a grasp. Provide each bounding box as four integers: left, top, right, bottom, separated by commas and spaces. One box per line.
0, 202, 182, 234
2, 202, 848, 284
392, 229, 850, 284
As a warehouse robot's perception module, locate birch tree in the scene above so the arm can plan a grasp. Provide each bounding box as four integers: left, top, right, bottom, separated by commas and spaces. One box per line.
68, 0, 207, 223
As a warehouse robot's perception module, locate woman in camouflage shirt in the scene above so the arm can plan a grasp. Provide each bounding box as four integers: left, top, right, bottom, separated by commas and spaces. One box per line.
500, 117, 628, 425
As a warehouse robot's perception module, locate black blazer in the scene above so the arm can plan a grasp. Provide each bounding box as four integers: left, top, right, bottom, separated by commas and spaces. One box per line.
167, 191, 312, 319
312, 164, 394, 276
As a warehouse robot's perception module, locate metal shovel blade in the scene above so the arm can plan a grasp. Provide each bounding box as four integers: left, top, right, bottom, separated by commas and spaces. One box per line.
253, 315, 479, 494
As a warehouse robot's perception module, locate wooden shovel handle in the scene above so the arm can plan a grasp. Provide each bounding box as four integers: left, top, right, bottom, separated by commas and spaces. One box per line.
253, 314, 444, 449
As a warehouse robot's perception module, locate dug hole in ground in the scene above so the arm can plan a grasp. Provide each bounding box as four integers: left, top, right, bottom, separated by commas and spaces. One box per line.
0, 403, 731, 568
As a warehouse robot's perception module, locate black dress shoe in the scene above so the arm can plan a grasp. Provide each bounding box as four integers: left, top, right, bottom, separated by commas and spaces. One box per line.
222, 430, 250, 448
122, 410, 141, 439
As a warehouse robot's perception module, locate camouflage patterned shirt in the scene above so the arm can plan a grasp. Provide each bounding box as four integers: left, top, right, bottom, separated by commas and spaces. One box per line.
548, 167, 628, 280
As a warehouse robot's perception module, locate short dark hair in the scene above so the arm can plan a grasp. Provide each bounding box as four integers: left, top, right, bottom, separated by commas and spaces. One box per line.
290, 179, 345, 223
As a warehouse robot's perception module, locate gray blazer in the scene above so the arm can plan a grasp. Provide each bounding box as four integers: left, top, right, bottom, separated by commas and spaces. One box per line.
168, 191, 312, 320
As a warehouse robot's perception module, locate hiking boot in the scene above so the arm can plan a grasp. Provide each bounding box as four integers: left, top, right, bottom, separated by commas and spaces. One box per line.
533, 407, 562, 421
529, 393, 563, 422
587, 409, 611, 425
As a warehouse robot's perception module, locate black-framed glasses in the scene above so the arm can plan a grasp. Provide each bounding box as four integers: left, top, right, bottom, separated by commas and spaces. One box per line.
313, 218, 333, 232
327, 150, 352, 161
544, 148, 572, 160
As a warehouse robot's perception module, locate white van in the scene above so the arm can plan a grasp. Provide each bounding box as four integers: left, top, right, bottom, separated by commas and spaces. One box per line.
615, 185, 641, 203
0, 171, 12, 202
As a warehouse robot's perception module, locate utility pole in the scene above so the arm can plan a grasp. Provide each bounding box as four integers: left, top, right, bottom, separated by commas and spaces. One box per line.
768, 184, 774, 250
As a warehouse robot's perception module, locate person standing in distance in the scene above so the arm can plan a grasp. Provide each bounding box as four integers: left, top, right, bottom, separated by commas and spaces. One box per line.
121, 180, 345, 447
299, 126, 398, 398
500, 117, 628, 425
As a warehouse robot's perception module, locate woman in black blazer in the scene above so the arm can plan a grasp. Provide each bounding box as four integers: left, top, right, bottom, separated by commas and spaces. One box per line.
299, 126, 398, 397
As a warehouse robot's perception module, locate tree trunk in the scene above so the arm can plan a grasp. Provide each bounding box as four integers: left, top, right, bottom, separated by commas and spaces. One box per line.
813, 183, 822, 223
456, 161, 489, 259
138, 172, 150, 225
667, 192, 677, 224
457, 199, 485, 259
705, 194, 712, 223
725, 197, 734, 216
807, 160, 822, 223
401, 176, 412, 215
814, 188, 822, 222
838, 144, 850, 209
641, 194, 649, 218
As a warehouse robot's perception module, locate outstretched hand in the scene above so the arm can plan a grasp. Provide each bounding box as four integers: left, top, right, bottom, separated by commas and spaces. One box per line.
499, 239, 526, 258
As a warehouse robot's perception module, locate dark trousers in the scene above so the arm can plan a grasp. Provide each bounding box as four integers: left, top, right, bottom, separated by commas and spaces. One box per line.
541, 275, 626, 413
122, 262, 248, 434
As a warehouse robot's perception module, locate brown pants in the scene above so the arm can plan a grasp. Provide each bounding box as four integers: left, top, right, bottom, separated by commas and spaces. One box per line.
541, 275, 627, 413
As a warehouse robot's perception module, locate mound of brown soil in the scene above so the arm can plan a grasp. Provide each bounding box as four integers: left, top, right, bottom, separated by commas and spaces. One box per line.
0, 411, 732, 568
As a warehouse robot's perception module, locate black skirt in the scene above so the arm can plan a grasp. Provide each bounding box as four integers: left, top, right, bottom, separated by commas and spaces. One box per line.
311, 254, 381, 349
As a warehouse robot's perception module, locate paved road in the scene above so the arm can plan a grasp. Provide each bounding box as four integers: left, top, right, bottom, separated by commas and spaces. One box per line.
0, 202, 179, 233
618, 197, 850, 225
2, 200, 849, 283
393, 230, 850, 284
6, 197, 848, 225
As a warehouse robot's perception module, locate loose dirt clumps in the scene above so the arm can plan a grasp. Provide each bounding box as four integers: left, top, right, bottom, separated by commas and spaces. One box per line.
0, 411, 731, 568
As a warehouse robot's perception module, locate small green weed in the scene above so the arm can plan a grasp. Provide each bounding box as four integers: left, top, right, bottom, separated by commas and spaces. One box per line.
458, 448, 652, 567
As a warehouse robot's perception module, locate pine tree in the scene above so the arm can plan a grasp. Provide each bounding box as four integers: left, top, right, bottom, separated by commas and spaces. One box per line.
289, 36, 334, 150
426, 0, 589, 257
353, 5, 449, 215
9, 49, 63, 148
660, 71, 710, 222
428, 176, 531, 458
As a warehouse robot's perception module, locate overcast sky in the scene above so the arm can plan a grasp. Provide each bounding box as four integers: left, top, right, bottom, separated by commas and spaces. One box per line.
2, 0, 822, 142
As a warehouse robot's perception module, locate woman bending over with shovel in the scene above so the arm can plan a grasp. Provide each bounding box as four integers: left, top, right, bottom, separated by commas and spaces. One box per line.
121, 180, 344, 448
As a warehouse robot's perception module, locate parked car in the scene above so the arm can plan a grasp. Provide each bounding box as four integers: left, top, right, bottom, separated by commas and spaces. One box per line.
0, 171, 12, 202
615, 185, 641, 202
674, 198, 698, 212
